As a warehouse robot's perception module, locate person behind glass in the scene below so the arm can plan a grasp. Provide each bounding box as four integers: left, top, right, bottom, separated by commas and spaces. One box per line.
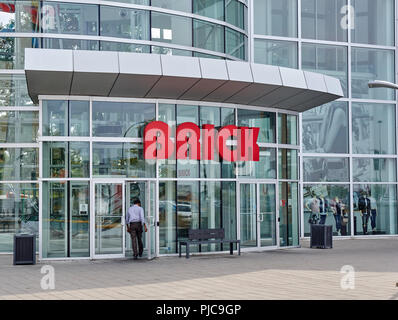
331, 197, 342, 235
306, 191, 320, 224
358, 191, 371, 235
126, 198, 147, 259
318, 194, 328, 225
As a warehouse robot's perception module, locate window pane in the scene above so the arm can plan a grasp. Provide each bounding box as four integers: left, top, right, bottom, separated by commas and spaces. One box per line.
254, 0, 297, 37
352, 103, 396, 154
254, 39, 297, 69
302, 101, 348, 154
100, 6, 149, 40
237, 147, 276, 179
302, 43, 348, 97
151, 12, 192, 47
278, 149, 298, 180
278, 113, 298, 145
238, 109, 276, 143
93, 142, 125, 177
353, 185, 398, 235
0, 1, 40, 33
0, 183, 39, 253
151, 0, 191, 12
193, 20, 224, 53
0, 75, 33, 106
92, 101, 155, 138
0, 37, 40, 69
225, 27, 246, 60
42, 38, 98, 50
303, 157, 349, 182
177, 105, 199, 179
42, 2, 98, 35
222, 181, 237, 242
279, 182, 299, 246
106, 0, 148, 4
177, 181, 200, 252
125, 143, 155, 178
193, 0, 224, 21
353, 158, 396, 182
100, 41, 150, 53
42, 100, 67, 136
0, 111, 38, 143
351, 47, 395, 100
352, 0, 394, 46
301, 0, 347, 42
0, 148, 38, 180
70, 100, 89, 137
304, 184, 351, 236
225, 0, 245, 30
151, 46, 192, 56
159, 181, 176, 254
43, 142, 89, 178
158, 104, 176, 178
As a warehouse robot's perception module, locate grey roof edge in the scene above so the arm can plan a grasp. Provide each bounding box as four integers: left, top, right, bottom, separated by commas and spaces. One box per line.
24, 49, 344, 112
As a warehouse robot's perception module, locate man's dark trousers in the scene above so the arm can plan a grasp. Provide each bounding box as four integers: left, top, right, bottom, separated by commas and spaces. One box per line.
129, 222, 143, 257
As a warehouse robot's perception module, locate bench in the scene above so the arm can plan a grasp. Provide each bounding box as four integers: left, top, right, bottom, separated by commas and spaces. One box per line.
178, 228, 241, 259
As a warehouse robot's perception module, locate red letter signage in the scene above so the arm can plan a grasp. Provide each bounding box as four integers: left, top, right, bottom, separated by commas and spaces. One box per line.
143, 121, 260, 162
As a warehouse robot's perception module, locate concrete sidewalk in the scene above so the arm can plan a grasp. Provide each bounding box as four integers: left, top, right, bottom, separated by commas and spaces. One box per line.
1, 238, 398, 300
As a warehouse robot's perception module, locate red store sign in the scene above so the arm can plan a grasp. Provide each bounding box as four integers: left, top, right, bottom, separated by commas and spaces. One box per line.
144, 121, 260, 162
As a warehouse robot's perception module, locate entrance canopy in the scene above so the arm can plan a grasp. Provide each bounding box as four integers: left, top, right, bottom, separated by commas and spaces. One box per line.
24, 49, 343, 111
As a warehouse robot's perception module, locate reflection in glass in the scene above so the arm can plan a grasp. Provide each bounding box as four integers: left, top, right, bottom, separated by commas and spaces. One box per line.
125, 143, 155, 178
0, 75, 33, 106
303, 157, 349, 182
238, 148, 276, 179
353, 185, 397, 235
352, 103, 396, 154
225, 27, 246, 60
254, 0, 297, 37
240, 184, 257, 247
193, 0, 224, 21
279, 182, 299, 246
222, 181, 237, 244
302, 43, 348, 96
43, 38, 98, 50
0, 148, 38, 181
159, 181, 176, 254
301, 0, 347, 42
353, 158, 396, 183
93, 142, 125, 177
278, 113, 298, 145
151, 0, 191, 12
238, 109, 275, 143
0, 111, 38, 143
259, 184, 276, 246
352, 0, 394, 46
92, 101, 155, 138
42, 2, 98, 35
254, 39, 298, 69
278, 149, 298, 180
225, 0, 245, 30
302, 101, 348, 154
151, 12, 192, 47
0, 183, 39, 253
0, 37, 40, 69
100, 41, 150, 53
303, 184, 350, 236
0, 1, 40, 33
70, 101, 89, 137
193, 20, 224, 53
200, 182, 221, 251
151, 46, 192, 56
95, 183, 123, 255
100, 6, 149, 40
158, 104, 176, 178
351, 47, 395, 100
177, 181, 200, 253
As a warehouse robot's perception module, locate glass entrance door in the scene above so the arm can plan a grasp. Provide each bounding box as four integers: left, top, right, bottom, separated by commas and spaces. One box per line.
125, 181, 157, 259
93, 182, 125, 258
239, 182, 277, 249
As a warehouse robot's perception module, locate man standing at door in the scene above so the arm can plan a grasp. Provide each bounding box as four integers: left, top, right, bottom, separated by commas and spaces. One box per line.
126, 199, 147, 259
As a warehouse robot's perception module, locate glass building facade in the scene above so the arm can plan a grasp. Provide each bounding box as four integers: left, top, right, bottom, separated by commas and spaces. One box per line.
0, 0, 397, 258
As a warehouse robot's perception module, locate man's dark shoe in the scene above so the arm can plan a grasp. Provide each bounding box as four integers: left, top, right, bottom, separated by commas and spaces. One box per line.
139, 253, 143, 257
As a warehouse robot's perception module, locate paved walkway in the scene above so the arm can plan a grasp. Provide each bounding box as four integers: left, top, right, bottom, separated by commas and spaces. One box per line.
1, 238, 398, 300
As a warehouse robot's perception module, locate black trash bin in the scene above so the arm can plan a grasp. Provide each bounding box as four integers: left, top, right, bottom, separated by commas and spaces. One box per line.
310, 224, 333, 249
13, 234, 36, 265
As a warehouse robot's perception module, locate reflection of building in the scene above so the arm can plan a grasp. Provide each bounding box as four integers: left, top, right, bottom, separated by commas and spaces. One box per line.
0, 0, 397, 260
